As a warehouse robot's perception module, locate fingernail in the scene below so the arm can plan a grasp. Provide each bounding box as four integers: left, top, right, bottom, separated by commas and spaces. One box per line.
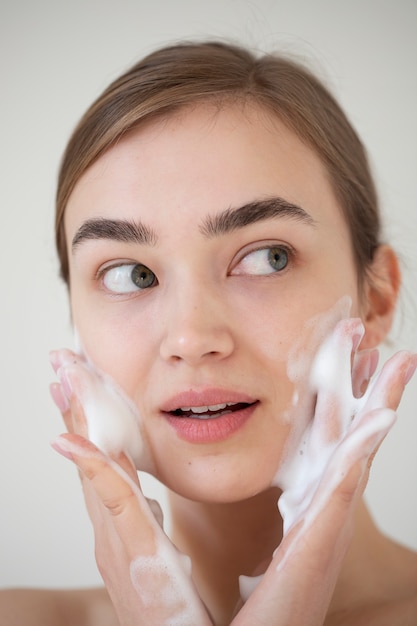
51, 436, 74, 461
49, 382, 70, 413
352, 333, 361, 351
58, 367, 73, 398
49, 350, 60, 374
404, 354, 417, 385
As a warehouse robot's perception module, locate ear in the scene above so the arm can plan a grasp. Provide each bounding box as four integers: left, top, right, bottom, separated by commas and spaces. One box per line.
361, 245, 401, 349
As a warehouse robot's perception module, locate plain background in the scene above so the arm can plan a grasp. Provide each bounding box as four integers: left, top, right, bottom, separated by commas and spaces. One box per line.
1, 0, 416, 588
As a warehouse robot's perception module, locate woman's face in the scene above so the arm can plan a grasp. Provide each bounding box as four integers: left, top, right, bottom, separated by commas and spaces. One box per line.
65, 104, 362, 501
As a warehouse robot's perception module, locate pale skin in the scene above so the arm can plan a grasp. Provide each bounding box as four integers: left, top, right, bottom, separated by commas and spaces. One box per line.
1, 103, 416, 625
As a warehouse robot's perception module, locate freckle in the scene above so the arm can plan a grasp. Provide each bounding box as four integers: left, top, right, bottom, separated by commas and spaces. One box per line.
299, 450, 304, 455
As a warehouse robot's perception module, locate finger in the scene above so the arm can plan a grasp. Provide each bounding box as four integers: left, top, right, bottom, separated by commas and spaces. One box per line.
52, 434, 157, 557
49, 381, 69, 415
351, 348, 379, 398
49, 348, 85, 373
363, 350, 417, 412
50, 349, 90, 436
236, 408, 395, 626
309, 318, 364, 444
54, 356, 148, 469
49, 381, 81, 435
237, 470, 357, 625
51, 434, 213, 625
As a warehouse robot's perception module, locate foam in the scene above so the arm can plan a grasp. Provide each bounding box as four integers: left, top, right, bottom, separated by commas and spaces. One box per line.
54, 348, 154, 472
53, 346, 212, 623
239, 300, 400, 602
130, 542, 211, 625
54, 307, 406, 615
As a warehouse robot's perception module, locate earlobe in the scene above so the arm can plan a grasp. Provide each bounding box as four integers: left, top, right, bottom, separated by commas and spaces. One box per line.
361, 245, 401, 349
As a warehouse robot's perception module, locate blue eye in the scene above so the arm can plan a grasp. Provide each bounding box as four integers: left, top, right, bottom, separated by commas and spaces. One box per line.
233, 245, 290, 276
102, 263, 157, 294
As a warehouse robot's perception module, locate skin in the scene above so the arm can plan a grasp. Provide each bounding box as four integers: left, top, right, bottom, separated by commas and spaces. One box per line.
1, 103, 416, 625
48, 322, 415, 625
65, 103, 369, 499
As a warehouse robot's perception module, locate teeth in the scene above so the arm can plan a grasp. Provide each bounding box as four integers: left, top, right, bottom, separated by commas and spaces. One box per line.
180, 403, 229, 414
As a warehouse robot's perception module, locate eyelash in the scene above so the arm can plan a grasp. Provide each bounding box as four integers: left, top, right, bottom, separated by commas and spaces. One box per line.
231, 242, 294, 276
97, 242, 294, 296
96, 262, 158, 295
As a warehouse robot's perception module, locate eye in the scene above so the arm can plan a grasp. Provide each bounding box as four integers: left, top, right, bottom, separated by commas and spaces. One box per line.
101, 263, 157, 294
232, 245, 291, 276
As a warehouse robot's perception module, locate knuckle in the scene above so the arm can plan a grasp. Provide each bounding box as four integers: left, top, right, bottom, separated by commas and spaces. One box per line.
103, 490, 136, 517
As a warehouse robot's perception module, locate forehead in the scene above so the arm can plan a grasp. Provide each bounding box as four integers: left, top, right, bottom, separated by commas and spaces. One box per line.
65, 102, 341, 233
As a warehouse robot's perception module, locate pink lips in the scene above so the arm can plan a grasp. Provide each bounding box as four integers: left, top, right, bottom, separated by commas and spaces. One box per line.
160, 389, 258, 444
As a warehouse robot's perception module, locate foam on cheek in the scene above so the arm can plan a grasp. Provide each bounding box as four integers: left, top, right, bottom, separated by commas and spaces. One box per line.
239, 303, 398, 602
274, 325, 359, 533
59, 331, 154, 472
285, 296, 353, 384
271, 297, 362, 533
78, 369, 151, 470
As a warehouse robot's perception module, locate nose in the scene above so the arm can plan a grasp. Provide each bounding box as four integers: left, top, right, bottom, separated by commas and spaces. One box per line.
159, 284, 235, 366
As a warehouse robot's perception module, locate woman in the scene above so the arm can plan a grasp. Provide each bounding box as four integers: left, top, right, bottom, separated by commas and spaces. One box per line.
1, 41, 416, 625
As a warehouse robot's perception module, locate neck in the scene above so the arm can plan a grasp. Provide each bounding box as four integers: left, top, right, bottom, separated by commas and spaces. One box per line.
168, 491, 399, 624
168, 487, 283, 623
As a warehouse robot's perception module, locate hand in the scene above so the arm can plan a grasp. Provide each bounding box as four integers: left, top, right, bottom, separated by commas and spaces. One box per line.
50, 349, 213, 626
236, 318, 417, 625
49, 322, 416, 626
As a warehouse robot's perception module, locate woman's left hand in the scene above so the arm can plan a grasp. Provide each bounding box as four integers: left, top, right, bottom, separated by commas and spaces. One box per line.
234, 319, 416, 625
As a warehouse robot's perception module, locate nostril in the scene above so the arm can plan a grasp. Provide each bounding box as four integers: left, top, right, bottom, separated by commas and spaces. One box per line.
160, 334, 234, 364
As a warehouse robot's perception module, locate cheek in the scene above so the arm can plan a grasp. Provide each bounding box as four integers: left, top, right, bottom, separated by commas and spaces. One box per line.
72, 301, 157, 399
232, 283, 324, 367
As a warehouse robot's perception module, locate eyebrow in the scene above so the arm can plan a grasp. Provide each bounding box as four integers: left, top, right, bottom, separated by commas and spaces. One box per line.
200, 197, 316, 237
72, 217, 157, 251
71, 196, 316, 253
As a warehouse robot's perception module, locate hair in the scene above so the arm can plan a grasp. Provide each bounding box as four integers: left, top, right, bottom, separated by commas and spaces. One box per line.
56, 40, 381, 285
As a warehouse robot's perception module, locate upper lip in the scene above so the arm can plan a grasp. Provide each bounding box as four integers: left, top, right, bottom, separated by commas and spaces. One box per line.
160, 388, 258, 413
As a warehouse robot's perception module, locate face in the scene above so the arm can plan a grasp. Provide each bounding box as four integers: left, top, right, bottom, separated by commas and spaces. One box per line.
65, 104, 362, 502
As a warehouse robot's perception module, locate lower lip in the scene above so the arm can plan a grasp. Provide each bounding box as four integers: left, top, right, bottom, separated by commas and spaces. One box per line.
164, 403, 258, 444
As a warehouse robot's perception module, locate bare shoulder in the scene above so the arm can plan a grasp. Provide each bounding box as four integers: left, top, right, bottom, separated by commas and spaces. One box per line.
327, 535, 417, 626
0, 586, 117, 626
327, 594, 417, 625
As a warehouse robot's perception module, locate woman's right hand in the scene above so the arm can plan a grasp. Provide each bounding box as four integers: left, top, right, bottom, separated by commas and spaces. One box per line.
50, 350, 213, 626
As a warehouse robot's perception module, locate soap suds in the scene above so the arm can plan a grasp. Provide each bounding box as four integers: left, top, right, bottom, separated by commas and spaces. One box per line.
53, 346, 154, 473
130, 542, 211, 625
52, 308, 406, 616
275, 313, 395, 533
239, 300, 400, 602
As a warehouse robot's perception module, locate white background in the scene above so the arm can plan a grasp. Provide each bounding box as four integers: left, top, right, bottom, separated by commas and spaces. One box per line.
1, 0, 416, 588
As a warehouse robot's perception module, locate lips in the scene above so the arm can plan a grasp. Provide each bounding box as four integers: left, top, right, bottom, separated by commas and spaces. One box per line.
170, 401, 252, 419
160, 390, 258, 443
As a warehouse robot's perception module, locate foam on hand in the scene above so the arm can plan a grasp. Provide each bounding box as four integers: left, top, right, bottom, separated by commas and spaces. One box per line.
52, 338, 213, 624
76, 363, 149, 468
274, 317, 364, 532
129, 541, 212, 625
239, 300, 399, 602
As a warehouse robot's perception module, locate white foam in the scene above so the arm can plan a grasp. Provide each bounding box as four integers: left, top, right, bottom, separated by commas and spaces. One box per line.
239, 299, 399, 601
56, 346, 153, 472
274, 313, 383, 533
78, 366, 148, 467
130, 541, 211, 625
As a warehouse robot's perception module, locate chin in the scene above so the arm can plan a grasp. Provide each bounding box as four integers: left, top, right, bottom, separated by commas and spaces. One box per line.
160, 463, 279, 504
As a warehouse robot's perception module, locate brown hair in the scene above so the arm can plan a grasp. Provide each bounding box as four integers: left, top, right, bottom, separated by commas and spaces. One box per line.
56, 40, 381, 284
